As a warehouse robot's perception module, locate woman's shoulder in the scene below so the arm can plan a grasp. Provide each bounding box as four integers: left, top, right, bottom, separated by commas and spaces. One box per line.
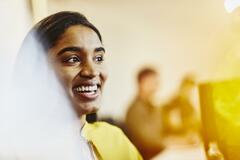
84, 121, 121, 133
83, 121, 143, 160
83, 121, 128, 144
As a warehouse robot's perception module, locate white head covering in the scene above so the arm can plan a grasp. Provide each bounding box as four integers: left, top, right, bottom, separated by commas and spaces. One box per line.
0, 30, 93, 160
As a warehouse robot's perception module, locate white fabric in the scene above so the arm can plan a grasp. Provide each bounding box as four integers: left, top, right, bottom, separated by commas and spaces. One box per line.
0, 31, 93, 160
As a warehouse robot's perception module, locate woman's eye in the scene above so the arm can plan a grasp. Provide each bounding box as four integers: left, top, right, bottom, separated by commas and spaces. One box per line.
95, 55, 104, 63
63, 56, 80, 64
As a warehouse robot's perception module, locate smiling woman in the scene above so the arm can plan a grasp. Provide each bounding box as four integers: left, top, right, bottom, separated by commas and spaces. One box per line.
6, 11, 142, 160
48, 25, 107, 116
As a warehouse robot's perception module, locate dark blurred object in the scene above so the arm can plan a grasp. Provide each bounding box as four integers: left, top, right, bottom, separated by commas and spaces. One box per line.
86, 113, 98, 123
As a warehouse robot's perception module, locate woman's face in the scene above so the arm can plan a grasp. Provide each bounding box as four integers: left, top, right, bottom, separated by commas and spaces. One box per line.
48, 25, 107, 116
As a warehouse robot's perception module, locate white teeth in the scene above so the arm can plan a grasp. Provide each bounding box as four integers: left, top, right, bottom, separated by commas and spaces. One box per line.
75, 85, 98, 92
89, 86, 92, 91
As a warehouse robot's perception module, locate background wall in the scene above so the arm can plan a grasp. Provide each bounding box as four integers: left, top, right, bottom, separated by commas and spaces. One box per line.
0, 0, 32, 67
1, 0, 240, 120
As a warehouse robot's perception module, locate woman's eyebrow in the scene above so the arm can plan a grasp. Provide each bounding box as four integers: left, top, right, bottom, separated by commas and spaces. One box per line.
57, 47, 82, 56
95, 47, 105, 53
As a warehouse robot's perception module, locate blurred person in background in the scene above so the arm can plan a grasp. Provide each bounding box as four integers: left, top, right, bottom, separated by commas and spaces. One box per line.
125, 67, 164, 160
7, 11, 142, 160
162, 74, 200, 145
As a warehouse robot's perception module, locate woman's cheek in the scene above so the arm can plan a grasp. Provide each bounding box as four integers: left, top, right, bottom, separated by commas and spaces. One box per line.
55, 67, 74, 88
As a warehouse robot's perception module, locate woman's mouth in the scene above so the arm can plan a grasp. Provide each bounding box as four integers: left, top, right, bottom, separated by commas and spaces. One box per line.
72, 84, 100, 101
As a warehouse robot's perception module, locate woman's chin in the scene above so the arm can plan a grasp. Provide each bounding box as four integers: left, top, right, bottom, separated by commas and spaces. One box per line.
75, 103, 100, 116
71, 93, 102, 116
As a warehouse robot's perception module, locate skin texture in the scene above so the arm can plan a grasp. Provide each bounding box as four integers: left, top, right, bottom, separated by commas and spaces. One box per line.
139, 74, 159, 100
48, 25, 107, 117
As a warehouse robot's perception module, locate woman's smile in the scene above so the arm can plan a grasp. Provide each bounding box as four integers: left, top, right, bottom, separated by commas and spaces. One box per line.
72, 81, 101, 101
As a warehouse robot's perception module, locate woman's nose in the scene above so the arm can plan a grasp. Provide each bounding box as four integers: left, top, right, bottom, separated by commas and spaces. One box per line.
79, 62, 98, 78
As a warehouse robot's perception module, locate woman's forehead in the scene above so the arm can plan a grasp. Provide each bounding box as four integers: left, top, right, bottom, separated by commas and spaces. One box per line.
48, 25, 103, 55
58, 26, 101, 45
63, 25, 98, 39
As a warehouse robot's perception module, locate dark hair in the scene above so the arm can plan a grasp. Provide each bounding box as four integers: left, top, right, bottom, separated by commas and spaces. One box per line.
137, 67, 157, 83
33, 11, 102, 51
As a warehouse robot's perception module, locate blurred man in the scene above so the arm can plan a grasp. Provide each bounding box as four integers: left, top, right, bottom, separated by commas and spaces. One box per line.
125, 67, 164, 160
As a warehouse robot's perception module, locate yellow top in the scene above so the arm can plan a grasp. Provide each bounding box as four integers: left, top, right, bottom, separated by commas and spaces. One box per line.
82, 121, 143, 160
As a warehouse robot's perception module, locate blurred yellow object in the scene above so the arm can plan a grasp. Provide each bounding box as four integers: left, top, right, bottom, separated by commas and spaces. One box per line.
82, 121, 143, 160
199, 79, 240, 160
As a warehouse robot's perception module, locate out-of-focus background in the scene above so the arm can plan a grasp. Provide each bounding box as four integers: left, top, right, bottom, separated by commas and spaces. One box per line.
1, 0, 240, 159
1, 0, 240, 119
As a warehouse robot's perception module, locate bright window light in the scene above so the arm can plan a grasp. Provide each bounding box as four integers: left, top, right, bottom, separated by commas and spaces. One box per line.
224, 0, 240, 13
